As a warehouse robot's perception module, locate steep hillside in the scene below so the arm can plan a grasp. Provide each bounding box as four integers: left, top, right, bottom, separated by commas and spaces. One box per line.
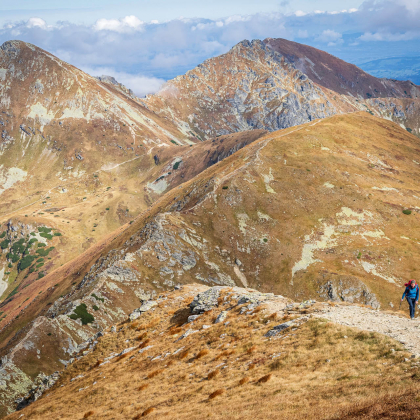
264, 38, 418, 99
0, 39, 268, 366
5, 285, 419, 420
146, 38, 420, 137
145, 40, 348, 138
2, 112, 420, 415
0, 39, 193, 307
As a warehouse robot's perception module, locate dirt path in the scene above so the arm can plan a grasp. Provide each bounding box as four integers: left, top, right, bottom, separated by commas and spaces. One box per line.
316, 304, 420, 356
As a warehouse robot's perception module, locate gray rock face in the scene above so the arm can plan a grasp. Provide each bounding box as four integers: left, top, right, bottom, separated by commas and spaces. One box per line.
15, 371, 60, 410
187, 315, 200, 323
190, 287, 223, 314
319, 280, 380, 309
176, 329, 198, 341
236, 291, 274, 306
265, 316, 309, 337
129, 300, 157, 320
214, 311, 228, 324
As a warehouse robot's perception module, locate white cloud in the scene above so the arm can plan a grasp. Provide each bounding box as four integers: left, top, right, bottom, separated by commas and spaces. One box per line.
27, 18, 48, 29
359, 31, 420, 42
315, 29, 343, 45
0, 1, 419, 87
82, 66, 165, 97
94, 15, 144, 33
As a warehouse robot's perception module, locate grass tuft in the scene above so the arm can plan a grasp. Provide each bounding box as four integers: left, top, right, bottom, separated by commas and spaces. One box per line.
83, 411, 95, 418
239, 377, 250, 386
136, 332, 148, 341
138, 339, 151, 349
147, 369, 164, 379
209, 389, 225, 399
196, 349, 210, 359
138, 384, 149, 391
257, 374, 272, 384
179, 349, 190, 360
207, 369, 220, 380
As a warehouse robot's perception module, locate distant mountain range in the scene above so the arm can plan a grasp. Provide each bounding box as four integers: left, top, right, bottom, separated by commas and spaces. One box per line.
360, 56, 420, 86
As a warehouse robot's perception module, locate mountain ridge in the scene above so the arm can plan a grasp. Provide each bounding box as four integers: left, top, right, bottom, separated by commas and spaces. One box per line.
1, 37, 420, 416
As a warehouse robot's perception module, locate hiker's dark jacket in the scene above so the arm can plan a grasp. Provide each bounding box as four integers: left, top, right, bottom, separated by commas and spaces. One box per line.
402, 285, 419, 301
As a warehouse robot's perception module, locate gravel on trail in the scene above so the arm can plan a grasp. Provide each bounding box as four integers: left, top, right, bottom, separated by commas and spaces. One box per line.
316, 303, 420, 356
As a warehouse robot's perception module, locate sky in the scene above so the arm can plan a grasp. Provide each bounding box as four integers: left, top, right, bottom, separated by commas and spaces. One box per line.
1, 0, 420, 96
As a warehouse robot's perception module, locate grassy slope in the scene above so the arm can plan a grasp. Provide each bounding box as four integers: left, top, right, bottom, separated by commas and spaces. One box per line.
3, 111, 420, 348
3, 113, 420, 417
5, 285, 417, 420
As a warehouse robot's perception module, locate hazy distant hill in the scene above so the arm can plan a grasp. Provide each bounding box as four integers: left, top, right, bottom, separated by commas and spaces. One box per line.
360, 56, 420, 86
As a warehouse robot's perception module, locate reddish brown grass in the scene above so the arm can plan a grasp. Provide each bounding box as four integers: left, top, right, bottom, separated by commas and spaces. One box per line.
116, 353, 129, 362
147, 369, 164, 379
130, 321, 139, 329
90, 359, 103, 370
141, 407, 156, 417
136, 332, 148, 341
83, 411, 95, 418
209, 389, 225, 399
247, 346, 257, 354
257, 374, 272, 384
169, 327, 182, 336
196, 349, 210, 359
179, 349, 190, 359
239, 377, 250, 386
207, 369, 220, 380
248, 363, 256, 370
138, 384, 149, 391
138, 339, 151, 349
215, 350, 235, 360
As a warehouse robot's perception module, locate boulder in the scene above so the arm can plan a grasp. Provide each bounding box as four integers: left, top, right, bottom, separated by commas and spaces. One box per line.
190, 287, 223, 314
265, 316, 309, 337
129, 300, 157, 320
214, 311, 228, 324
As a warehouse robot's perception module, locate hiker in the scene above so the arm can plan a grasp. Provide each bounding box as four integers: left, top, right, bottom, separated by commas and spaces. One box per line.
401, 279, 419, 319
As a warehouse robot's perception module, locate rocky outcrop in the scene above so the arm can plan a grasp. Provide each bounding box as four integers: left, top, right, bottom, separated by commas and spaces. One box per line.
15, 371, 60, 410
129, 301, 157, 321
319, 279, 380, 309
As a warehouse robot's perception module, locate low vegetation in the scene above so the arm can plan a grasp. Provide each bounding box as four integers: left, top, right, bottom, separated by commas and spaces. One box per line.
69, 303, 95, 325
10, 286, 419, 420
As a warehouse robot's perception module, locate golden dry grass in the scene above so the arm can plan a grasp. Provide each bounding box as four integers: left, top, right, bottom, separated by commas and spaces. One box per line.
7, 285, 420, 420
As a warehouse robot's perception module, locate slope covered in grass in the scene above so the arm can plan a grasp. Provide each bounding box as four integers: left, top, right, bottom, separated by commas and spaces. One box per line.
6, 285, 418, 420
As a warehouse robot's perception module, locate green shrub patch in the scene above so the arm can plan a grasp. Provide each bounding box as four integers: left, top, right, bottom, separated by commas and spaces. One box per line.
69, 303, 94, 325
18, 255, 36, 271
36, 247, 54, 257
91, 293, 105, 302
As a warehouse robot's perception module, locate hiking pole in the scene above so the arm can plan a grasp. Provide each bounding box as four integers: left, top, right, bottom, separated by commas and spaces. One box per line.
399, 300, 402, 311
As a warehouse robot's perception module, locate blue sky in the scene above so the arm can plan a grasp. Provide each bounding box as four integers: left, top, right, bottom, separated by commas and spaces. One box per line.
1, 0, 419, 96
1, 1, 364, 23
